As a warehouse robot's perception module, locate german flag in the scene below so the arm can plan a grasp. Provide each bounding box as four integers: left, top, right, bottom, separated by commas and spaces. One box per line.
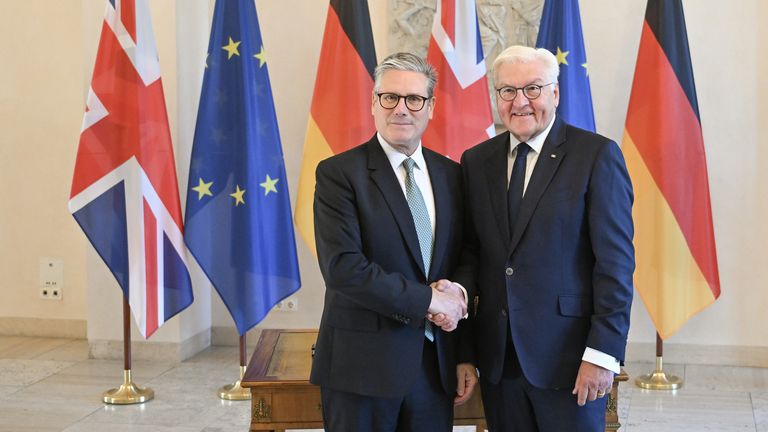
294, 0, 377, 255
622, 0, 720, 339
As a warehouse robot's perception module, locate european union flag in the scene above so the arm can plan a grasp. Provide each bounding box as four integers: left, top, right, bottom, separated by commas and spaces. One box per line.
536, 0, 596, 132
184, 0, 301, 335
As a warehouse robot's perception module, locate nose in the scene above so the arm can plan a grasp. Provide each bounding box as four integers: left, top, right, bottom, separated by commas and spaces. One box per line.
392, 98, 409, 115
512, 92, 530, 108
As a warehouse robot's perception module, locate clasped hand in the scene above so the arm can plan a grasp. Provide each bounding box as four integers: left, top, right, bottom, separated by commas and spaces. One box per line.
426, 279, 467, 332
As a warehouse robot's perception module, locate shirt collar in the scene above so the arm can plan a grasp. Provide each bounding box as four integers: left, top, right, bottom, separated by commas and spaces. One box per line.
377, 133, 427, 172
508, 114, 557, 156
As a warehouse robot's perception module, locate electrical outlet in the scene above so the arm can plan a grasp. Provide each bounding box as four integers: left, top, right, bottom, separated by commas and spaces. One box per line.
275, 297, 298, 312
39, 258, 63, 300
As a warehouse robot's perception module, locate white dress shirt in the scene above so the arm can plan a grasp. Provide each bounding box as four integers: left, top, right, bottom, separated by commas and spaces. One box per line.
377, 134, 469, 314
377, 134, 436, 237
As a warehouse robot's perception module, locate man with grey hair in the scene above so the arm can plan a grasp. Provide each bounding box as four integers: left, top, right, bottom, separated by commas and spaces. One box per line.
311, 52, 477, 431
454, 45, 635, 430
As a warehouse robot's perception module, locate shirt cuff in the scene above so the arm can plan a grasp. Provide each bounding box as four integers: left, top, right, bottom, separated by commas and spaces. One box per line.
453, 282, 469, 319
582, 347, 620, 374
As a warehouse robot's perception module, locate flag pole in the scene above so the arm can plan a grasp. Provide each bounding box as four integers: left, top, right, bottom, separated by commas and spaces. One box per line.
102, 297, 154, 404
218, 333, 251, 400
635, 332, 683, 390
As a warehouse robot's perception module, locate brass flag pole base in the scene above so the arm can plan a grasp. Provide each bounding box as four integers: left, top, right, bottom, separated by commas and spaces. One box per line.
218, 365, 251, 400
635, 356, 683, 390
103, 369, 154, 404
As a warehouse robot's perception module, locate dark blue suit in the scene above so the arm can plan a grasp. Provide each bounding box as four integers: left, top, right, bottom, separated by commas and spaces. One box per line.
311, 136, 466, 430
456, 118, 634, 430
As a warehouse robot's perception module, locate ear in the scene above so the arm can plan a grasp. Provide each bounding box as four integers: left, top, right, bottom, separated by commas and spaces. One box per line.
553, 83, 560, 108
427, 96, 436, 119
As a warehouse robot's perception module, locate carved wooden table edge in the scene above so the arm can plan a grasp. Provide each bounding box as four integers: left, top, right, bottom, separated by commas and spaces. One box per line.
241, 328, 626, 432
606, 368, 629, 432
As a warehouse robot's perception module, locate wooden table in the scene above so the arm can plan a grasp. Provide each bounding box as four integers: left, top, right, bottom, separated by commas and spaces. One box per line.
242, 329, 626, 431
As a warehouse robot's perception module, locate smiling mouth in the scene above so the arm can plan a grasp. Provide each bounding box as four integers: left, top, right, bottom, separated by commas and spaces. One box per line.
512, 113, 533, 117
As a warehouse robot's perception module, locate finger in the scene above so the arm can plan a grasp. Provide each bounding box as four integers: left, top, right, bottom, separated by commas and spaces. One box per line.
456, 374, 466, 397
439, 319, 454, 328
587, 388, 598, 402
465, 374, 478, 395
432, 314, 450, 326
576, 385, 588, 406
454, 391, 471, 405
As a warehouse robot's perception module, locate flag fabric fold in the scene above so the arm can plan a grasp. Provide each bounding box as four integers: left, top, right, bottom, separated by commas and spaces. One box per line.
423, 0, 494, 160
294, 0, 377, 255
622, 0, 720, 339
535, 0, 596, 132
184, 0, 301, 336
69, 0, 193, 338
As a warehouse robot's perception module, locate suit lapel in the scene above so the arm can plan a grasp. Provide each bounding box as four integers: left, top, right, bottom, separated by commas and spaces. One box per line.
424, 150, 448, 281
510, 118, 567, 252
482, 133, 513, 244
367, 138, 427, 278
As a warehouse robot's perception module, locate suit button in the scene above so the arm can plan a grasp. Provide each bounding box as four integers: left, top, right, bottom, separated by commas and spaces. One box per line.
505, 267, 514, 276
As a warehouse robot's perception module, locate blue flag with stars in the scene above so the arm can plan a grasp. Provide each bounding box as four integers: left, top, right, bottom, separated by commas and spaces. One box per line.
184, 0, 301, 335
536, 0, 596, 132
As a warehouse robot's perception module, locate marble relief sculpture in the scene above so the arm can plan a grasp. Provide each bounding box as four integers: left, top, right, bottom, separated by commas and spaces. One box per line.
388, 0, 543, 125
388, 0, 543, 69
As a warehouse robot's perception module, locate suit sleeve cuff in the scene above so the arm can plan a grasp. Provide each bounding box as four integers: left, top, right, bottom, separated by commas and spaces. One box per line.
583, 347, 620, 374
454, 282, 469, 319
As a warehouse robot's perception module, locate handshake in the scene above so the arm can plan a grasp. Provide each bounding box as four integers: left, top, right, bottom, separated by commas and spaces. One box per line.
426, 279, 467, 332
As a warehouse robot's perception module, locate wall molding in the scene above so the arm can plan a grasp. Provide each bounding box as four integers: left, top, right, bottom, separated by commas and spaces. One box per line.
210, 325, 314, 347
6, 320, 763, 368
626, 342, 768, 368
88, 328, 211, 362
0, 317, 86, 338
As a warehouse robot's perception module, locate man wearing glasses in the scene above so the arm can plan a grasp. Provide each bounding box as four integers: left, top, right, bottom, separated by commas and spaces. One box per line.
311, 52, 477, 431
454, 45, 635, 431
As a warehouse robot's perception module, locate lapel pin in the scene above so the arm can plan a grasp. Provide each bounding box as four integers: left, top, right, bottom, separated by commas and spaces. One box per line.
550, 154, 557, 159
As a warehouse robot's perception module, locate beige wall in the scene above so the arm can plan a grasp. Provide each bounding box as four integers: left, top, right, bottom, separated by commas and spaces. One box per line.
0, 1, 87, 321
0, 1, 766, 351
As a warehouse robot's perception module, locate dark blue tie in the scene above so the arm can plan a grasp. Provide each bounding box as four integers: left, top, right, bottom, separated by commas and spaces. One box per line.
508, 143, 530, 234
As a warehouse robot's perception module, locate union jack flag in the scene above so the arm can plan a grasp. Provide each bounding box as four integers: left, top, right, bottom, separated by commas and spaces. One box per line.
69, 0, 193, 338
423, 0, 494, 160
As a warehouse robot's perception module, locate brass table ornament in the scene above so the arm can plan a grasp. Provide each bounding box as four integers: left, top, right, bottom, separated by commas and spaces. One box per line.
218, 365, 252, 400
102, 369, 154, 404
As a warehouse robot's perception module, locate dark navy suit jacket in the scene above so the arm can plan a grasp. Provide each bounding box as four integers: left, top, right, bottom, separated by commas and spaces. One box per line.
310, 136, 465, 398
456, 118, 635, 389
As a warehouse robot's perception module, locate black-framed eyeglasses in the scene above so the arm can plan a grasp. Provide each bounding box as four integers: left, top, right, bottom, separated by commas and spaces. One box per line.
375, 92, 430, 111
496, 82, 554, 101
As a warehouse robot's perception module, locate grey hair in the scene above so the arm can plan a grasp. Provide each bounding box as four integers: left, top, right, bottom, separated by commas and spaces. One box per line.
373, 52, 437, 97
492, 45, 559, 85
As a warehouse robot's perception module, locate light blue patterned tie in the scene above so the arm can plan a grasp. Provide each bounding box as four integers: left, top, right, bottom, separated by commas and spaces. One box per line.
403, 158, 435, 341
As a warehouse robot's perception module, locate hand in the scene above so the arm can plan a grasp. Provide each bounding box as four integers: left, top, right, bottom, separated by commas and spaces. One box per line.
426, 287, 465, 332
454, 363, 478, 406
572, 361, 614, 406
430, 279, 468, 316
431, 279, 464, 300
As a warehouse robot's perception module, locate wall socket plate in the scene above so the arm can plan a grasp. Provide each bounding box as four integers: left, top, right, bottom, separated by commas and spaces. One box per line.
275, 297, 298, 312
39, 258, 63, 300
